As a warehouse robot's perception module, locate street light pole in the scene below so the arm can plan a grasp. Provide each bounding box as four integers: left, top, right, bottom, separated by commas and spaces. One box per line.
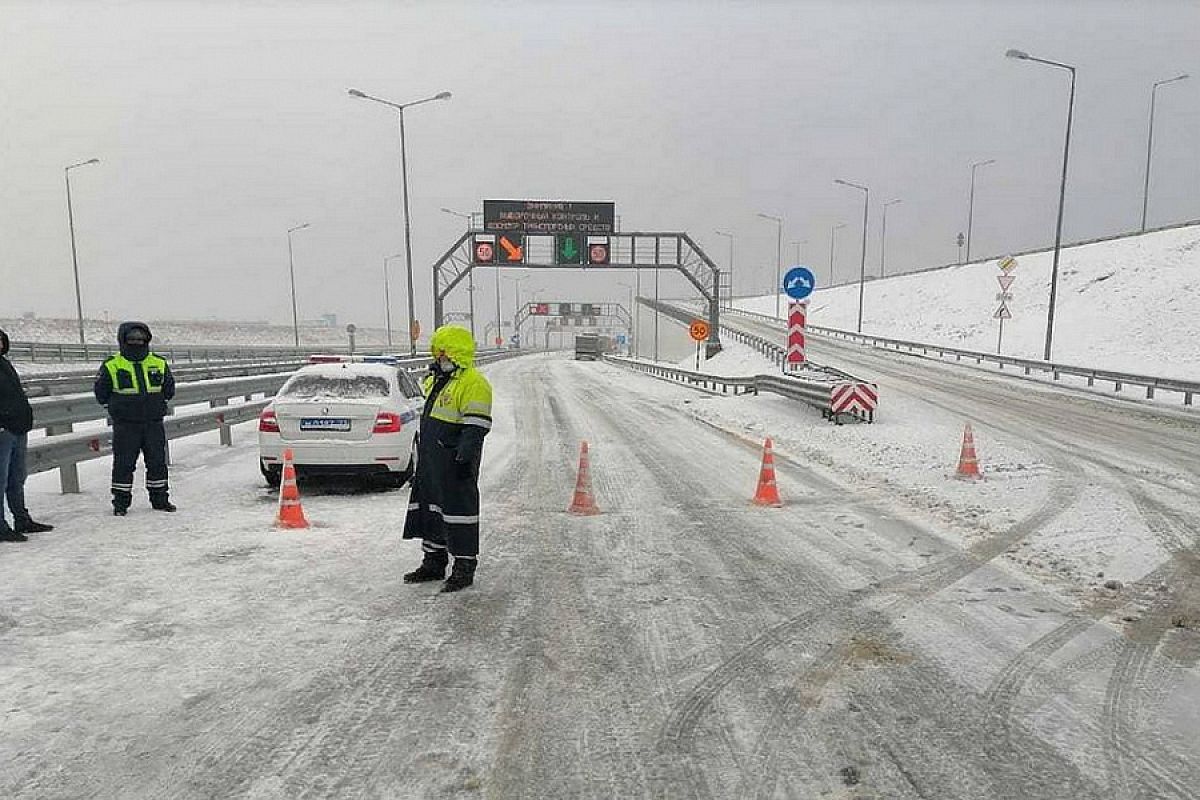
349, 87, 452, 356
617, 281, 635, 352
829, 223, 846, 286
494, 267, 502, 350
286, 223, 311, 348
65, 158, 100, 345
756, 213, 783, 318
1141, 73, 1189, 232
835, 179, 870, 333
507, 275, 531, 336
1006, 49, 1076, 361
790, 239, 808, 264
383, 253, 403, 348
715, 230, 734, 306
966, 159, 996, 263
880, 199, 901, 277
441, 207, 477, 341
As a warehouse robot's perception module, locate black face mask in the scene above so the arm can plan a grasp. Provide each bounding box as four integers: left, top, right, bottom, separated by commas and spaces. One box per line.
121, 337, 150, 361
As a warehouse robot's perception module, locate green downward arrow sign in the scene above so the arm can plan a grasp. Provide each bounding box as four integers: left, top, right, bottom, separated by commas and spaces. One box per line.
561, 236, 579, 262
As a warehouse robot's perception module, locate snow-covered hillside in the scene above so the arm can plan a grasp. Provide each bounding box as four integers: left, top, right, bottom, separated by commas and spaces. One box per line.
738, 224, 1200, 381
0, 317, 396, 349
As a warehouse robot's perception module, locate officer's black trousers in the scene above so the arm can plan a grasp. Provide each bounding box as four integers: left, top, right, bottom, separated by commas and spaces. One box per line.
111, 421, 169, 509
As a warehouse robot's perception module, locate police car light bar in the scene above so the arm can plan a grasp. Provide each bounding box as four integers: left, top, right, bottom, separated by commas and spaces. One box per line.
307, 354, 401, 365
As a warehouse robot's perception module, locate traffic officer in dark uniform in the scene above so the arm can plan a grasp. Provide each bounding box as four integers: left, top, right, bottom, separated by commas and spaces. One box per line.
0, 328, 54, 540
94, 322, 177, 516
402, 325, 493, 592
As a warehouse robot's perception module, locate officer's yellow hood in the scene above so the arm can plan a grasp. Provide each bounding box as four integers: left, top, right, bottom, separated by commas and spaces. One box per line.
430, 325, 475, 369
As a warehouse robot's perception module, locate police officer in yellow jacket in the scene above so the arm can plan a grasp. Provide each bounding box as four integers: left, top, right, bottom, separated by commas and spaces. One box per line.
94, 322, 177, 516
402, 325, 493, 592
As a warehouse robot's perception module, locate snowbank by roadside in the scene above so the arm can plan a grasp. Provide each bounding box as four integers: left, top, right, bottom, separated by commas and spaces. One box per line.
673, 341, 776, 376
738, 223, 1200, 380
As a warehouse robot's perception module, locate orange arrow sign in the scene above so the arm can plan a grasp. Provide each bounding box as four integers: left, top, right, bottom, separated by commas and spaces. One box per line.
499, 236, 523, 262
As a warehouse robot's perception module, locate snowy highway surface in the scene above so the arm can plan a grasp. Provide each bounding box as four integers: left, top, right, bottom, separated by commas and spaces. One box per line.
2, 345, 1199, 799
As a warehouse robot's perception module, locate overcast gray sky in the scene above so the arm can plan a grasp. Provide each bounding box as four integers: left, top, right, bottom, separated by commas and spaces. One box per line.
2, 0, 1198, 331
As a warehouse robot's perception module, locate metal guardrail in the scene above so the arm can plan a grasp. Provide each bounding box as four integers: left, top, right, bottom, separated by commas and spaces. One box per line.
645, 297, 870, 385
27, 347, 541, 492
604, 356, 872, 423
23, 359, 308, 398
29, 373, 294, 431
20, 347, 518, 397
724, 306, 1199, 406
8, 340, 356, 364
27, 401, 269, 479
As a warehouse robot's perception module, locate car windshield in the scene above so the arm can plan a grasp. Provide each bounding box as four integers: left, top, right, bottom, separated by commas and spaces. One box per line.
279, 374, 391, 401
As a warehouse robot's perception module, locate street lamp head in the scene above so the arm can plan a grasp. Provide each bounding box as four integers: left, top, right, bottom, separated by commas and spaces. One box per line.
85, 158, 100, 165
347, 88, 367, 98
834, 178, 868, 192
1005, 49, 1030, 60
435, 91, 452, 100
885, 198, 902, 206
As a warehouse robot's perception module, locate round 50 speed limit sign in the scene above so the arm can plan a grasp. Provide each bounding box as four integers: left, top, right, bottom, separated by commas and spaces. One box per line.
689, 320, 710, 342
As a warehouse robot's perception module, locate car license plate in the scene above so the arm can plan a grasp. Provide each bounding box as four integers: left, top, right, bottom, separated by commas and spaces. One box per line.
300, 417, 351, 432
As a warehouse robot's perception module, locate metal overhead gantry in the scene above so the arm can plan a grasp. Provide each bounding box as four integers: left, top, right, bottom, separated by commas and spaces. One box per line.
432, 221, 723, 356
513, 302, 633, 341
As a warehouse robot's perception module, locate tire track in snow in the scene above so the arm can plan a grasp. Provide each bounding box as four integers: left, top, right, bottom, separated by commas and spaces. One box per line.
1099, 491, 1200, 800
739, 471, 1086, 799
564, 362, 1088, 798
608, 332, 1098, 796
833, 344, 1200, 798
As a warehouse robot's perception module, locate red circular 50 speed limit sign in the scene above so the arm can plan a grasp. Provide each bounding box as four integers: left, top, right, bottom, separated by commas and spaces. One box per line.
689, 320, 710, 341
475, 242, 495, 263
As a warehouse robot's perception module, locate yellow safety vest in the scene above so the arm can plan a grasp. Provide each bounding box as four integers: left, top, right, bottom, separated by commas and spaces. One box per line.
104, 354, 169, 395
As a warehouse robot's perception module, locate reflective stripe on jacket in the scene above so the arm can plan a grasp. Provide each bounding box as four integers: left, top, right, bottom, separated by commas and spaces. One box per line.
95, 353, 175, 423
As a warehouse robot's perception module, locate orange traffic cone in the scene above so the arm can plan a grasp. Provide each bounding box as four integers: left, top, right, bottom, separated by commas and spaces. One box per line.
753, 437, 783, 507
276, 448, 310, 528
954, 423, 983, 480
567, 441, 601, 515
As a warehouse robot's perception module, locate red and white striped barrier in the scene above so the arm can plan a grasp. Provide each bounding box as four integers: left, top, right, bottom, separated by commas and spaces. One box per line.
830, 382, 878, 417
786, 301, 807, 371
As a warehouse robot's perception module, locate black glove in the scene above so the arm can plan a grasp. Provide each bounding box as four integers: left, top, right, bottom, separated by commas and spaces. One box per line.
455, 459, 474, 479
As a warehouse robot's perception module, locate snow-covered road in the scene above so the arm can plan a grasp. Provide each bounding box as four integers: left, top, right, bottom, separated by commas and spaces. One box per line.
2, 349, 1198, 798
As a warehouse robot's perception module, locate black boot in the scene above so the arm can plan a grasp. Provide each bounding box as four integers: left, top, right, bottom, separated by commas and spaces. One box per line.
13, 515, 54, 534
403, 549, 448, 583
151, 501, 177, 513
441, 558, 477, 593
0, 525, 28, 542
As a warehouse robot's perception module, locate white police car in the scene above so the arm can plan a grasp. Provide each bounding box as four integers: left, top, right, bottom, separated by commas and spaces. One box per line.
258, 357, 423, 487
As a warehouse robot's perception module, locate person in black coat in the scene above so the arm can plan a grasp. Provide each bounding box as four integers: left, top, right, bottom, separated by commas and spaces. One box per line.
94, 322, 177, 516
0, 329, 54, 540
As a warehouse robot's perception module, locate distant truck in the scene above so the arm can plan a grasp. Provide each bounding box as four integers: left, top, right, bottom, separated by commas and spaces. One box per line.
574, 333, 602, 361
